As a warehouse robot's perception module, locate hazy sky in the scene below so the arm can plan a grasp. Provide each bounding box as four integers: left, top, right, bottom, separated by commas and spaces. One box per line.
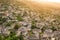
31, 0, 60, 3
17, 0, 60, 3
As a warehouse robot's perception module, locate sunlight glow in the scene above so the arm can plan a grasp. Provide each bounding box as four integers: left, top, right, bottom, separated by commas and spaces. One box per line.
32, 0, 60, 3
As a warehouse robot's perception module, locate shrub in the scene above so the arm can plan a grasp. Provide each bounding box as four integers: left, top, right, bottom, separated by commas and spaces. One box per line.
0, 17, 7, 24
14, 24, 20, 30
18, 32, 24, 40
16, 15, 23, 21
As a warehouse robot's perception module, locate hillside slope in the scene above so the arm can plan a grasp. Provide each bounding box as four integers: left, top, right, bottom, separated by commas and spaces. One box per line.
0, 0, 60, 40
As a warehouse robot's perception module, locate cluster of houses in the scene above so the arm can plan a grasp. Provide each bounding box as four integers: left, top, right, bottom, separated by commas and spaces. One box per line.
0, 0, 60, 40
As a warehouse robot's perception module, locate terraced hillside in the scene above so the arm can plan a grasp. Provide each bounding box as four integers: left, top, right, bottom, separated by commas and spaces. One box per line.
0, 0, 60, 40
